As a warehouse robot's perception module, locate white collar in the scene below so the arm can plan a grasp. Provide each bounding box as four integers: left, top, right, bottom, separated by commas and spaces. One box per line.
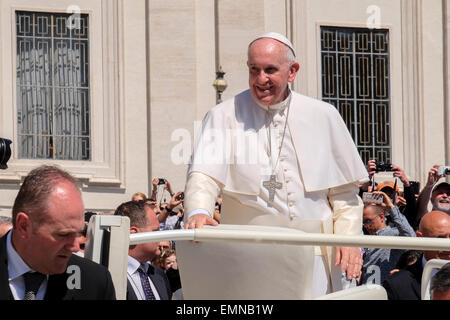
127, 255, 150, 275
422, 255, 427, 269
422, 255, 439, 279
6, 231, 34, 281
255, 90, 292, 113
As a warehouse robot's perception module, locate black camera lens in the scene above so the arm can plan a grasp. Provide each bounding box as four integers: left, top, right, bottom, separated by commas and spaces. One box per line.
410, 181, 420, 195
158, 178, 165, 185
0, 138, 12, 170
375, 161, 393, 172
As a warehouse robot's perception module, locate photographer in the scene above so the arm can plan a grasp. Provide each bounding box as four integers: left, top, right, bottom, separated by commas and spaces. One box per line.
157, 191, 184, 229
360, 191, 416, 285
149, 177, 174, 203
366, 159, 419, 229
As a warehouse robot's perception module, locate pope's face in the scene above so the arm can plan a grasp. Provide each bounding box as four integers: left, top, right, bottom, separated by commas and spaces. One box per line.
247, 38, 299, 106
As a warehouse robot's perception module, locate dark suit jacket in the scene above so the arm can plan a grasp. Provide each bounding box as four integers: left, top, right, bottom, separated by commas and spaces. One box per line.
382, 252, 423, 300
126, 263, 171, 300
0, 233, 116, 300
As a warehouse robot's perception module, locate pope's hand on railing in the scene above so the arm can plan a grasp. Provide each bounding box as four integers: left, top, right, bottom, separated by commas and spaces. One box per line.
335, 246, 363, 281
185, 213, 218, 230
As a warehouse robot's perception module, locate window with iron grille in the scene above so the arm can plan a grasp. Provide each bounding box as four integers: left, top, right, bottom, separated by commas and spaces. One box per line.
320, 26, 390, 165
16, 11, 90, 160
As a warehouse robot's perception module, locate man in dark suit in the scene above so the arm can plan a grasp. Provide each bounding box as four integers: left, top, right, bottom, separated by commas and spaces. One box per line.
0, 165, 116, 300
114, 201, 171, 300
382, 210, 450, 300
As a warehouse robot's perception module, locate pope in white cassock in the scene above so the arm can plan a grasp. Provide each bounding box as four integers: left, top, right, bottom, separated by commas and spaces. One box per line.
183, 32, 369, 298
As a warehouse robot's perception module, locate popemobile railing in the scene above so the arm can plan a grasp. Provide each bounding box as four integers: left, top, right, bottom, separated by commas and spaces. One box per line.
84, 215, 450, 300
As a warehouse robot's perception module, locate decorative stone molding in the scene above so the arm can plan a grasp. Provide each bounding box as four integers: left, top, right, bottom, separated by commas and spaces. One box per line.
0, 0, 126, 189
400, 0, 425, 181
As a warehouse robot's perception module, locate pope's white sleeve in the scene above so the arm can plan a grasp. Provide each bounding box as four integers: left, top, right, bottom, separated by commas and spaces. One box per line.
185, 171, 223, 219
328, 182, 363, 236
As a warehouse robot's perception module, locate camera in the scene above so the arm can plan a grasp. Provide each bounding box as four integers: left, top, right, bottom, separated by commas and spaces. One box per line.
0, 138, 12, 170
438, 166, 450, 175
409, 181, 421, 195
375, 161, 393, 172
362, 192, 383, 205
158, 178, 166, 185
178, 192, 184, 200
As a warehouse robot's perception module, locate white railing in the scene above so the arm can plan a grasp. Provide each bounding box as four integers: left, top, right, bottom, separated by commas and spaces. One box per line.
87, 218, 450, 300
421, 259, 450, 300
129, 227, 450, 251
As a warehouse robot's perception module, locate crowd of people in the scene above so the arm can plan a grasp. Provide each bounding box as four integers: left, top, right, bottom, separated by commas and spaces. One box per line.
120, 177, 222, 300
358, 161, 450, 299
107, 159, 449, 300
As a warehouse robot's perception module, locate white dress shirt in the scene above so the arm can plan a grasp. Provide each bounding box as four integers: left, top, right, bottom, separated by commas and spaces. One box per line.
127, 255, 161, 300
6, 231, 48, 300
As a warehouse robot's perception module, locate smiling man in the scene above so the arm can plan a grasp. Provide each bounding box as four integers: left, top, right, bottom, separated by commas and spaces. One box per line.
431, 182, 450, 214
184, 32, 369, 298
0, 165, 116, 300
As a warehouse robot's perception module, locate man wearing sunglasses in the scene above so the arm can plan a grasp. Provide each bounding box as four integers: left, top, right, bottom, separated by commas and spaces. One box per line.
360, 191, 416, 285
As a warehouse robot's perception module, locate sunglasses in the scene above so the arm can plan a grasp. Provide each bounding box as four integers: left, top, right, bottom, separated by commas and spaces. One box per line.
363, 216, 379, 225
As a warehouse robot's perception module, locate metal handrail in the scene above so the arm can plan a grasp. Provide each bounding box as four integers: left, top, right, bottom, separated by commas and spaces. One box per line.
129, 226, 450, 251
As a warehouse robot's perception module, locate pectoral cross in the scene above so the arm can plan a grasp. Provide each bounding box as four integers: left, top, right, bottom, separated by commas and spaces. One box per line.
263, 175, 282, 206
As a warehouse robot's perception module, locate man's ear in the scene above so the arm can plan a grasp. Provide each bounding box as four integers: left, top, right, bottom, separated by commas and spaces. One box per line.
15, 212, 31, 238
130, 226, 139, 234
288, 62, 300, 82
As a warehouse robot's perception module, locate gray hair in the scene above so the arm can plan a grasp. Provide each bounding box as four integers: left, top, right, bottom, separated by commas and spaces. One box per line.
430, 262, 450, 296
0, 216, 12, 225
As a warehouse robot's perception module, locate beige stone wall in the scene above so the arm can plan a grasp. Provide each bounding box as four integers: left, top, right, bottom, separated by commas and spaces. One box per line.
0, 0, 449, 216
147, 0, 216, 195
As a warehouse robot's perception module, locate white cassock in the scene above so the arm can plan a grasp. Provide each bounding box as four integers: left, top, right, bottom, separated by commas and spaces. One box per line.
184, 89, 368, 298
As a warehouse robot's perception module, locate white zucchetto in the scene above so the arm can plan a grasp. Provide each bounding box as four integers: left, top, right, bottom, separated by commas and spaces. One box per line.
250, 32, 296, 57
